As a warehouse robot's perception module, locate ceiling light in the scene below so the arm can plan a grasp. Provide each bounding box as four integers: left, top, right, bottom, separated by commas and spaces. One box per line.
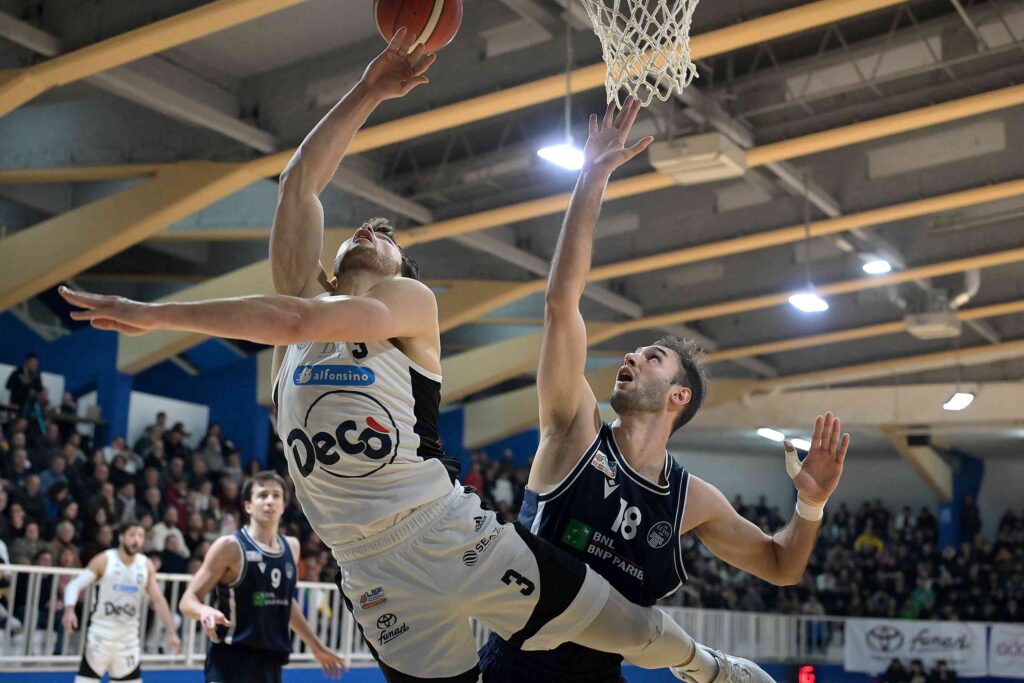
789, 291, 829, 313
943, 391, 975, 411
756, 427, 786, 442
537, 143, 585, 171
790, 438, 812, 451
862, 259, 892, 275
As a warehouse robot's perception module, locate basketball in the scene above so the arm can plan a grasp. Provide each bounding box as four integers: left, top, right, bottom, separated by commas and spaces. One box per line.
374, 0, 463, 53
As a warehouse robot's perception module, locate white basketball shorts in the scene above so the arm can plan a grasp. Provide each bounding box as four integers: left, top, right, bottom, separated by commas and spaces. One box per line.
334, 487, 611, 681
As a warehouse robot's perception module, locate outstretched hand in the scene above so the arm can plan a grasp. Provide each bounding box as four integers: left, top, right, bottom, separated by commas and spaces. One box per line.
787, 412, 850, 504
362, 26, 437, 100
59, 286, 153, 336
583, 97, 654, 178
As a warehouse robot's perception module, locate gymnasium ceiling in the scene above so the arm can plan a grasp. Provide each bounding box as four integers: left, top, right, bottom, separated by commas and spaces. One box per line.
2, 0, 1024, 453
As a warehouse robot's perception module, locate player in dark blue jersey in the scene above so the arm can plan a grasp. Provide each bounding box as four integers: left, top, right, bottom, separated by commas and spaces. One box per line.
179, 471, 346, 683
479, 101, 851, 683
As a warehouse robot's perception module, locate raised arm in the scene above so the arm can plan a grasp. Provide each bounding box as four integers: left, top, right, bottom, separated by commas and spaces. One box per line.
271, 27, 435, 298
539, 99, 652, 430
60, 278, 438, 346
146, 559, 182, 653
686, 413, 850, 586
178, 536, 240, 642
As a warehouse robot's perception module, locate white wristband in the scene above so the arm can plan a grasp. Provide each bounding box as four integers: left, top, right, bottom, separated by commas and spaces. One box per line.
795, 498, 825, 522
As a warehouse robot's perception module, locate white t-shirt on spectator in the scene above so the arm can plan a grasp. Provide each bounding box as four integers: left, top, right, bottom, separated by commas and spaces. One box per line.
492, 477, 514, 507
151, 522, 189, 558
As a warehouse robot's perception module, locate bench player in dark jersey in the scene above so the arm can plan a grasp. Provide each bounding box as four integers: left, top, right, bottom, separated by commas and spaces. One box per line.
479, 101, 852, 683
178, 471, 346, 683
62, 32, 813, 682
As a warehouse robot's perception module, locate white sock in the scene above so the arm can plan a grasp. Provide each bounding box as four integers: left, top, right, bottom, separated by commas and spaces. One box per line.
673, 644, 720, 682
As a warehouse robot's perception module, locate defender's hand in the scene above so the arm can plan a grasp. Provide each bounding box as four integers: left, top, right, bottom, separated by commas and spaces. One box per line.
314, 645, 349, 679
361, 26, 437, 100
198, 606, 231, 643
167, 632, 182, 654
59, 286, 153, 336
787, 412, 850, 504
582, 97, 654, 179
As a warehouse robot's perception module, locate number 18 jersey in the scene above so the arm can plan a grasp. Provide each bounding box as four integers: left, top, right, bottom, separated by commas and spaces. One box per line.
481, 422, 690, 680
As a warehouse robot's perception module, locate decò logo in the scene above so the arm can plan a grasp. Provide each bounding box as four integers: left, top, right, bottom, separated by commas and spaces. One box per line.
287, 389, 400, 478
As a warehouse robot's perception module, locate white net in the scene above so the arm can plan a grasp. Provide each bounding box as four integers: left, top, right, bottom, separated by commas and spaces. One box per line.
578, 0, 700, 107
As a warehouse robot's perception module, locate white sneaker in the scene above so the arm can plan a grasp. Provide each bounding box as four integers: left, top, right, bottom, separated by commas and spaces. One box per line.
671, 646, 775, 682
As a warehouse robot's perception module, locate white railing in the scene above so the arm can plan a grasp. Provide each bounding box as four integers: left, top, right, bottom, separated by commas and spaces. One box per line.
0, 565, 844, 671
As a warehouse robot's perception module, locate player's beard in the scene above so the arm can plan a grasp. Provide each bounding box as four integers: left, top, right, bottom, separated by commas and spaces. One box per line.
336, 245, 399, 279
610, 378, 670, 416
120, 542, 138, 557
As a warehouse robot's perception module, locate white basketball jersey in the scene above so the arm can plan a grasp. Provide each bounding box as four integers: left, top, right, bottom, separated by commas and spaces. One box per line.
88, 549, 148, 642
275, 333, 456, 552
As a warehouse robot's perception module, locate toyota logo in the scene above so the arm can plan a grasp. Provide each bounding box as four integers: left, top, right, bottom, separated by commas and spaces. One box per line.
866, 625, 905, 653
377, 613, 398, 629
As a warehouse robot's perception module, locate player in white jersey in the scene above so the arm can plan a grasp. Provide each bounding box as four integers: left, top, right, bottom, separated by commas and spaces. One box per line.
60, 28, 795, 682
62, 522, 180, 683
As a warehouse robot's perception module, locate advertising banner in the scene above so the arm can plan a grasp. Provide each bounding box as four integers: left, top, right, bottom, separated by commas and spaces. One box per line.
844, 618, 987, 677
990, 624, 1024, 679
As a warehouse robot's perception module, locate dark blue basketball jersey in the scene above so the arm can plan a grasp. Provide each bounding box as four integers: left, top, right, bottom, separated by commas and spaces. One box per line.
480, 422, 689, 681
214, 528, 297, 654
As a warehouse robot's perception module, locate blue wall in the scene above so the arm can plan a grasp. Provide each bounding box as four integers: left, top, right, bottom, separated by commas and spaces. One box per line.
0, 312, 267, 464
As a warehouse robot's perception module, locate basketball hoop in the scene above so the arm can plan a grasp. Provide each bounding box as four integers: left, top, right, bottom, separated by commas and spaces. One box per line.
578, 0, 700, 107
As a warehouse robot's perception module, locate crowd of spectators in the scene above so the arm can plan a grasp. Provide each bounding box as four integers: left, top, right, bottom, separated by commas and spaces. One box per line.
880, 658, 958, 683
4, 351, 1024, 631
1, 352, 337, 602
459, 446, 1024, 624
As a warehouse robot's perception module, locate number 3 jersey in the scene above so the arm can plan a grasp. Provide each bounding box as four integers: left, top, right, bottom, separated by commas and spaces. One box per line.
484, 422, 690, 679
275, 331, 459, 551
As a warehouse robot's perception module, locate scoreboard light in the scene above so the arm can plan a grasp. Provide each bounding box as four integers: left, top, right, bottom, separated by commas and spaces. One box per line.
798, 665, 816, 683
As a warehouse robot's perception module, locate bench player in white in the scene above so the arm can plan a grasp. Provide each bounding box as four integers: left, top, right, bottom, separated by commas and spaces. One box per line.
61, 28, 794, 682
62, 521, 180, 683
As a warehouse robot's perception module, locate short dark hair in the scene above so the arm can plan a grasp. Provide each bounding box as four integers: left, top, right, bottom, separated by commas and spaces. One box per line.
653, 335, 708, 433
337, 217, 420, 280
242, 471, 289, 505
121, 519, 145, 533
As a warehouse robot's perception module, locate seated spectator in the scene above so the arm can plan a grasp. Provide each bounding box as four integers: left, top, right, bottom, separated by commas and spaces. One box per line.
6, 501, 28, 540
35, 422, 63, 466
882, 658, 908, 683
11, 521, 44, 560
0, 488, 9, 539
48, 520, 81, 567
137, 486, 163, 523
117, 482, 137, 525
22, 387, 53, 436
16, 474, 47, 522
39, 455, 69, 495
152, 507, 187, 554
57, 499, 82, 540
45, 482, 71, 521
4, 447, 32, 490
855, 520, 885, 556
184, 512, 205, 556
57, 392, 78, 441
222, 451, 244, 488
199, 435, 226, 474
908, 659, 928, 683
159, 535, 189, 573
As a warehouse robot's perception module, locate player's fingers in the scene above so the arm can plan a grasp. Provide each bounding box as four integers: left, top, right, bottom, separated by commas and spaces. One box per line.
59, 286, 101, 309
589, 113, 598, 138
837, 433, 851, 464
829, 417, 842, 454
613, 96, 633, 128
624, 136, 654, 160
407, 42, 425, 63
811, 414, 824, 448
603, 100, 616, 128
821, 412, 835, 450
400, 76, 429, 94
387, 26, 408, 52
400, 29, 418, 53
412, 51, 436, 75
621, 97, 641, 131
70, 310, 96, 321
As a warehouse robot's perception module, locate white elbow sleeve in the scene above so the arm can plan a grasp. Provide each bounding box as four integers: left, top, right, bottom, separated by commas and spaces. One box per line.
64, 568, 97, 607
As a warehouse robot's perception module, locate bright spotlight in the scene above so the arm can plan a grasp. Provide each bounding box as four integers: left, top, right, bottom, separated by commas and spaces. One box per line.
757, 428, 786, 442
789, 291, 829, 313
790, 438, 812, 451
862, 259, 893, 275
537, 143, 585, 171
942, 391, 975, 411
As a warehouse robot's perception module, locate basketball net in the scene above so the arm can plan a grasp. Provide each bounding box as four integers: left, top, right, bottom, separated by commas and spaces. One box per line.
578, 0, 700, 107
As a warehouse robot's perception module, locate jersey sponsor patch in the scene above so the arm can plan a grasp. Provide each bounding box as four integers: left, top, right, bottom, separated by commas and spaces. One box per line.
590, 451, 617, 479
111, 583, 139, 594
293, 364, 376, 387
647, 521, 674, 549
360, 586, 387, 609
561, 518, 644, 580
252, 592, 290, 607
245, 550, 262, 562
376, 613, 410, 646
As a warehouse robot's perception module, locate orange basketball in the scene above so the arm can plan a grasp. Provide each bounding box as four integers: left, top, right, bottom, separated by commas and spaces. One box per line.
374, 0, 463, 53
